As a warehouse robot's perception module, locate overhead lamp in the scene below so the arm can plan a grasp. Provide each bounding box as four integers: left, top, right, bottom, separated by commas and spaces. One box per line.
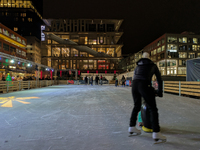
10, 60, 14, 63
18, 61, 20, 64
27, 63, 31, 67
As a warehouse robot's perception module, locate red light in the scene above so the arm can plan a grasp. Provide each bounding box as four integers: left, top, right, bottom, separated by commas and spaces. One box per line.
96, 70, 98, 74
78, 70, 80, 75
60, 70, 62, 77
114, 70, 116, 74
87, 70, 89, 74
69, 70, 71, 75
105, 71, 107, 74
50, 70, 52, 80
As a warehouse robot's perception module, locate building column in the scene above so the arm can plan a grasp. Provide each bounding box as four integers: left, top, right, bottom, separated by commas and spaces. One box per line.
54, 69, 58, 80
51, 45, 53, 56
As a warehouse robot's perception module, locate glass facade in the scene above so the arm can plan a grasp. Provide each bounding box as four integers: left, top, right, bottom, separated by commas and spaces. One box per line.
139, 33, 200, 76
43, 19, 123, 73
0, 23, 27, 59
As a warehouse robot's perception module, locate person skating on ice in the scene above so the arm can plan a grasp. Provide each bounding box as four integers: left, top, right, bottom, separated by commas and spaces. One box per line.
121, 75, 126, 87
128, 52, 166, 143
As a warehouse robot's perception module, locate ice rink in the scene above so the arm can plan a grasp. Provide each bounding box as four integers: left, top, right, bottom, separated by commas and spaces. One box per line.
0, 85, 199, 150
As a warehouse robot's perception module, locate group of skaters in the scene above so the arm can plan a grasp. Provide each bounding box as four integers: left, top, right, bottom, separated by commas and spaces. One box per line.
84, 75, 127, 87
115, 75, 126, 87
84, 75, 103, 85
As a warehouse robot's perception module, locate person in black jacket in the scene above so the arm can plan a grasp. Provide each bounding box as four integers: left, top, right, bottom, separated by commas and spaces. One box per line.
128, 52, 166, 142
85, 76, 88, 85
121, 75, 126, 87
2, 75, 5, 81
95, 75, 99, 85
90, 76, 93, 86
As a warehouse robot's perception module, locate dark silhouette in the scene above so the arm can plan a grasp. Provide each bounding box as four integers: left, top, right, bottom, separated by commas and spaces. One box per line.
128, 52, 166, 141
85, 76, 88, 85
121, 75, 126, 87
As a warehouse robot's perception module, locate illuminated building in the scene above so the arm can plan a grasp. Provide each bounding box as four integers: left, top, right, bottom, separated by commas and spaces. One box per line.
121, 32, 200, 77
25, 36, 41, 64
0, 23, 27, 77
142, 32, 200, 76
42, 19, 124, 73
118, 54, 135, 72
0, 23, 27, 59
0, 0, 43, 40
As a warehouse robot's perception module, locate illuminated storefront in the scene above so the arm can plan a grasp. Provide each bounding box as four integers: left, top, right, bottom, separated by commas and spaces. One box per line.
0, 23, 53, 80
42, 19, 124, 73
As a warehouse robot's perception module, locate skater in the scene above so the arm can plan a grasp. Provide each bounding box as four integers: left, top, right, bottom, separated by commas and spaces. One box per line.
137, 111, 143, 127
115, 77, 119, 87
90, 76, 93, 86
128, 52, 166, 143
121, 75, 126, 87
85, 76, 88, 85
95, 75, 99, 85
100, 75, 103, 85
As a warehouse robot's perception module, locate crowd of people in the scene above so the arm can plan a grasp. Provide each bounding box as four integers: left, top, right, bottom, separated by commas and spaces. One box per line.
84, 75, 127, 87
84, 75, 102, 85
1, 74, 52, 81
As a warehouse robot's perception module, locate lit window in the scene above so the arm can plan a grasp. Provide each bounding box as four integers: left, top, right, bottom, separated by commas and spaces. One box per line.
162, 45, 165, 51
179, 52, 187, 58
153, 49, 156, 55
17, 37, 21, 43
167, 37, 177, 43
193, 38, 198, 44
14, 27, 18, 31
11, 33, 16, 39
157, 47, 161, 53
188, 53, 195, 58
28, 18, 32, 22
179, 37, 187, 43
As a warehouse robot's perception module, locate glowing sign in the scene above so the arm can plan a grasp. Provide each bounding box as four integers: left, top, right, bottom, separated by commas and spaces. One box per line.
41, 25, 45, 41
168, 50, 177, 52
0, 96, 39, 107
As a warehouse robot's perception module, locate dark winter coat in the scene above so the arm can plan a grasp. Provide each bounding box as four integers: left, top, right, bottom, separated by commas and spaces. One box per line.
133, 58, 162, 95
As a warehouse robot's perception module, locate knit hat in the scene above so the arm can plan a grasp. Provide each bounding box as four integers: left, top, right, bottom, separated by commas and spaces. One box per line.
142, 52, 150, 58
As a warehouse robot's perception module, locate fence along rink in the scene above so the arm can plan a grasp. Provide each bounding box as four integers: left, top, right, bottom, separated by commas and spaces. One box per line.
164, 81, 200, 97
0, 80, 55, 93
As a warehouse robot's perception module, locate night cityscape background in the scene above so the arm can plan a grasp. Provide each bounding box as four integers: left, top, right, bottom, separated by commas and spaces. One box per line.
0, 1, 200, 150
0, 0, 200, 79
43, 0, 200, 54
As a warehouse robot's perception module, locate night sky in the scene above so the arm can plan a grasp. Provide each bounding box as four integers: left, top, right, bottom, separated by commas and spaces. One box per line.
43, 0, 200, 55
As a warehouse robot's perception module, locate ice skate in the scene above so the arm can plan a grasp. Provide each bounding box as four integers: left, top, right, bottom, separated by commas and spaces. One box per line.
128, 127, 141, 137
152, 132, 167, 144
